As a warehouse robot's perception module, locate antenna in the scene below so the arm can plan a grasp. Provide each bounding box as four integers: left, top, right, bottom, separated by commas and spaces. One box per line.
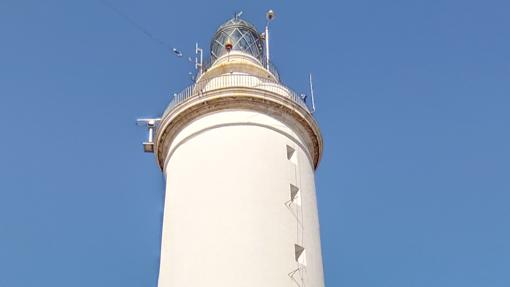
309, 74, 316, 113
195, 42, 203, 74
136, 118, 161, 153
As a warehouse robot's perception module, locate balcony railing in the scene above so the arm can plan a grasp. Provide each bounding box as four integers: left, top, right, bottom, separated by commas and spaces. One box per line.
163, 73, 311, 118
197, 56, 281, 82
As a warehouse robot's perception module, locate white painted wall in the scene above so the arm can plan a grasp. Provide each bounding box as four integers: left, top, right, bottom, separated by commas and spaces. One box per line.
158, 110, 324, 287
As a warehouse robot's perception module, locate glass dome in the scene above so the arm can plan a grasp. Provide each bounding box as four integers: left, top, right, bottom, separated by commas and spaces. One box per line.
210, 16, 264, 63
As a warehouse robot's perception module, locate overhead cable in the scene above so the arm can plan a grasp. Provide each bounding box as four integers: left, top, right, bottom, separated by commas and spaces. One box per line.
98, 0, 184, 57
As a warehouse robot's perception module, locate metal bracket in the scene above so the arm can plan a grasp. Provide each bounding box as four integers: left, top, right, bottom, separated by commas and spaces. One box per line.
136, 118, 161, 153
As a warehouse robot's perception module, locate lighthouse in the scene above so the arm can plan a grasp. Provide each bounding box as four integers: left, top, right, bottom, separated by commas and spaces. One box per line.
140, 12, 324, 287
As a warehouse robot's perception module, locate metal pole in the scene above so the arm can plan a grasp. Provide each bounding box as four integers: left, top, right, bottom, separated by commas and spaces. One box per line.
265, 24, 270, 70
310, 74, 316, 113
148, 127, 154, 143
265, 10, 275, 70
148, 120, 155, 142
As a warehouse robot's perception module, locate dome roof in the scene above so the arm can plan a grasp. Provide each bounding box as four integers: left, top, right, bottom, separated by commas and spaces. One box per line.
210, 16, 264, 62
216, 17, 258, 32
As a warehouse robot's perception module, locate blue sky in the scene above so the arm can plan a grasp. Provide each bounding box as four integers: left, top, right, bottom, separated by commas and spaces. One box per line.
1, 0, 509, 286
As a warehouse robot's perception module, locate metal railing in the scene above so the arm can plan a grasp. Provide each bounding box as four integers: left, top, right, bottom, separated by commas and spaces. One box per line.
261, 57, 281, 82
197, 56, 281, 82
163, 73, 310, 118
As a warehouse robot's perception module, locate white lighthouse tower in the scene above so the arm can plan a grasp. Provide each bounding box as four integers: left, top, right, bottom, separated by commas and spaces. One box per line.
140, 12, 324, 287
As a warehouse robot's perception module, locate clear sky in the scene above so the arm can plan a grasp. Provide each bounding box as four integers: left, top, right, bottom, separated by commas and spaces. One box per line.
1, 0, 509, 286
